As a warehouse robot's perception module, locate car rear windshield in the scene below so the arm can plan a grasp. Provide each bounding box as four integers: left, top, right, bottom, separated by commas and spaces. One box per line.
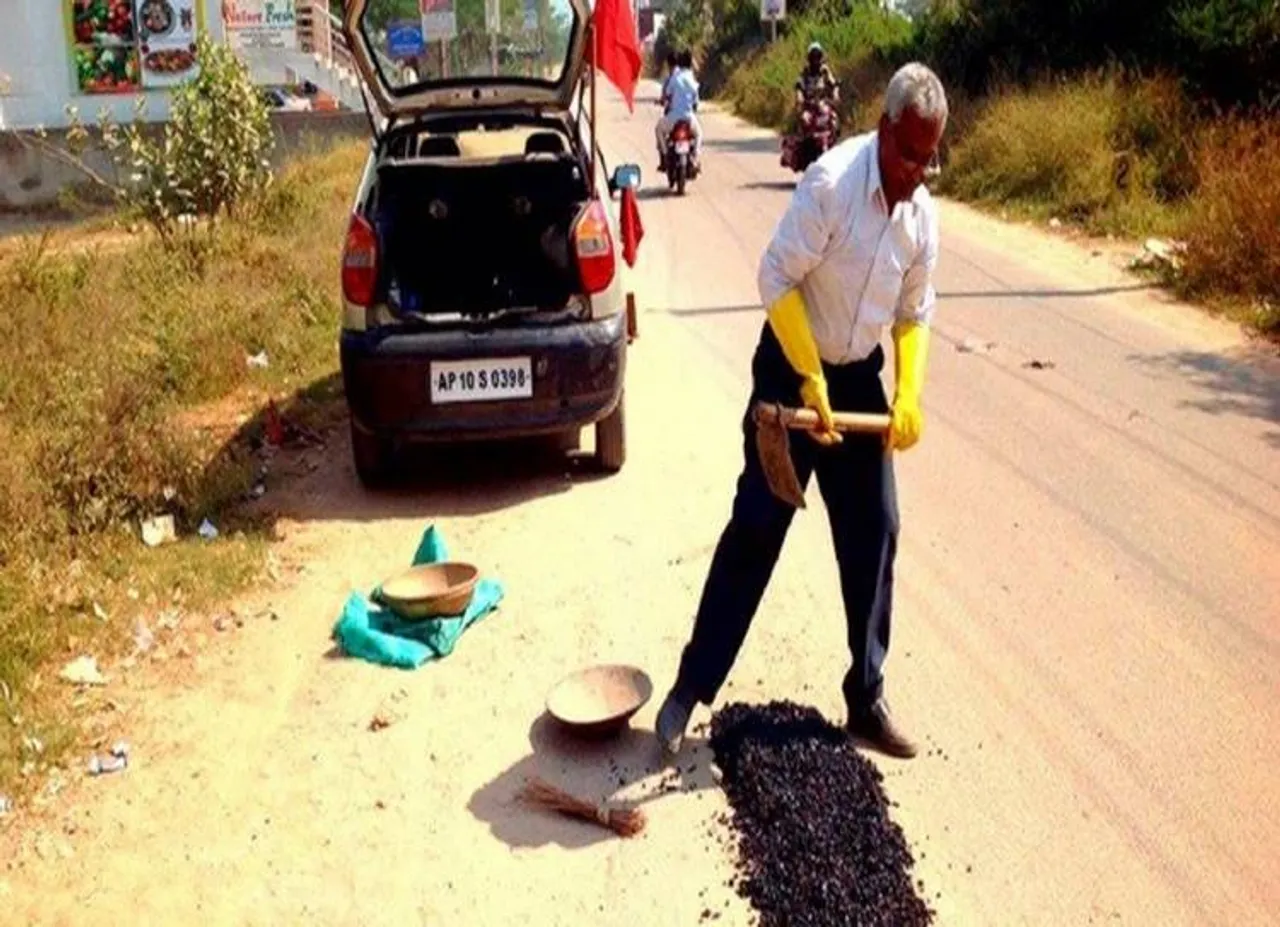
360, 0, 580, 94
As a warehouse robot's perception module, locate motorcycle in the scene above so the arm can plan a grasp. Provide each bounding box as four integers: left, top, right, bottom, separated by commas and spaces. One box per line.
781, 99, 837, 174
663, 119, 700, 195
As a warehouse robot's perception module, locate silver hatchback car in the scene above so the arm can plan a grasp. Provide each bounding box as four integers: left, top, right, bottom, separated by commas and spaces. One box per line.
337, 0, 641, 487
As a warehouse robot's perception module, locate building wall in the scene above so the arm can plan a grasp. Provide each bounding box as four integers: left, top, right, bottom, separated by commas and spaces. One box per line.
0, 0, 226, 132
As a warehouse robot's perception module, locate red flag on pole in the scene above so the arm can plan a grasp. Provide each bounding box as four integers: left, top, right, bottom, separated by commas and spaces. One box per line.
588, 0, 642, 112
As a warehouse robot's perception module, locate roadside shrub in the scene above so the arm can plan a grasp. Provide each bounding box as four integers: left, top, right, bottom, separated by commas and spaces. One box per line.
937, 74, 1195, 235
63, 33, 273, 239
1175, 116, 1280, 333
938, 78, 1119, 220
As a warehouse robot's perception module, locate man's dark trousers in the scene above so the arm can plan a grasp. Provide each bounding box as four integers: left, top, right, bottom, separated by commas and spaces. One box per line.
673, 321, 900, 717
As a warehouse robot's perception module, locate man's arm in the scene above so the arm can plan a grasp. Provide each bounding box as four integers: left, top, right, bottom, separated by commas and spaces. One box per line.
889, 202, 940, 451
758, 163, 841, 444
894, 201, 939, 327
757, 163, 834, 307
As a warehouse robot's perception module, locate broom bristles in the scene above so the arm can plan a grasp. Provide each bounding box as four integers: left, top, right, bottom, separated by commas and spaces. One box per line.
518, 776, 646, 838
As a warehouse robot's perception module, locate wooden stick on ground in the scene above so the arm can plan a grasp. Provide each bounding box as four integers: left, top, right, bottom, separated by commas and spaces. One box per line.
517, 776, 646, 839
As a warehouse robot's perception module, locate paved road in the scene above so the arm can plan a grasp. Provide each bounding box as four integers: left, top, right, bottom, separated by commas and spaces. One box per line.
5, 82, 1277, 926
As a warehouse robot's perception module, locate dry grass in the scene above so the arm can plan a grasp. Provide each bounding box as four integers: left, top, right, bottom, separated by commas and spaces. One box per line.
1175, 116, 1280, 335
936, 74, 1195, 238
0, 139, 368, 797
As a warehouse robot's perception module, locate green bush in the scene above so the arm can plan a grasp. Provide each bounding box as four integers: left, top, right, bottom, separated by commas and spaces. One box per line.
64, 33, 274, 238
719, 1, 915, 129
907, 0, 1280, 113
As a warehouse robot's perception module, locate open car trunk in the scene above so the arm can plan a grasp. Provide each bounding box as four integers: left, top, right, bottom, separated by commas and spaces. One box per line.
371, 138, 591, 317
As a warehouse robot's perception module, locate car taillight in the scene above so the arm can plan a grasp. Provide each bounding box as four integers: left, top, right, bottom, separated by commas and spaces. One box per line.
673, 122, 691, 141
573, 199, 615, 295
341, 213, 379, 307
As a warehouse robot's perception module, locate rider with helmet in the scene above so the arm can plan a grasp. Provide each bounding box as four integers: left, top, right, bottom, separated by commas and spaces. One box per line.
795, 42, 839, 114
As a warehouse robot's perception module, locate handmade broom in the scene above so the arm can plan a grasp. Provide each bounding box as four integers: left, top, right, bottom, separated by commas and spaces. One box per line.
517, 776, 646, 838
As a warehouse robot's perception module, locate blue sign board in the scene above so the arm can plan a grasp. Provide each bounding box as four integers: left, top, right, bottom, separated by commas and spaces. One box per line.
387, 20, 426, 60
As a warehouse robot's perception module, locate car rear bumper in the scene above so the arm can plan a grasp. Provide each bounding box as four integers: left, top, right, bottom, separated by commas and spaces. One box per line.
340, 313, 626, 442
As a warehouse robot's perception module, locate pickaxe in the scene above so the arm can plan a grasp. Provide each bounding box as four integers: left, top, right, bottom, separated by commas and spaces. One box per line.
752, 401, 892, 508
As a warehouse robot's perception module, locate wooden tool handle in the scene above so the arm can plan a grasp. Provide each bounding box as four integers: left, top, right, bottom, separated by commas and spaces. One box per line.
754, 402, 891, 434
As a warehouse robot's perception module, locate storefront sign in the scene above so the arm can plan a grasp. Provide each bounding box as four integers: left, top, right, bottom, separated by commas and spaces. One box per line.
223, 0, 298, 52
65, 0, 205, 95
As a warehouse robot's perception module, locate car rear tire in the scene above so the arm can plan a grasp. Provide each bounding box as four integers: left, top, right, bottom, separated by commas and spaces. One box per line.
351, 421, 395, 489
595, 392, 626, 473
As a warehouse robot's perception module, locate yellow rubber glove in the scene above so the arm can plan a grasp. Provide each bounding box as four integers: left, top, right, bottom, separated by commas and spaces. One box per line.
889, 320, 931, 451
766, 288, 840, 445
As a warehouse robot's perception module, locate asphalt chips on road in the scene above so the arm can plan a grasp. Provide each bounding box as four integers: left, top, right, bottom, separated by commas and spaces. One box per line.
708, 701, 934, 926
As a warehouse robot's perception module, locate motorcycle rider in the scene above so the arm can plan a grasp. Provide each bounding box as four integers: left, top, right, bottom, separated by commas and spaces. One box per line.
795, 42, 839, 118
656, 50, 703, 173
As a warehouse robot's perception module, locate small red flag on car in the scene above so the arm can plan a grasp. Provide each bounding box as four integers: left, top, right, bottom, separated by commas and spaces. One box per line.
620, 184, 643, 267
588, 0, 642, 111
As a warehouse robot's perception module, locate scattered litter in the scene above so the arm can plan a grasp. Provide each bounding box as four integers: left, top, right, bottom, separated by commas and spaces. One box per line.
59, 655, 106, 687
198, 519, 219, 541
1048, 217, 1062, 229
250, 483, 267, 499
133, 618, 155, 654
1023, 359, 1056, 370
0, 795, 12, 817
87, 754, 127, 776
140, 514, 177, 548
163, 485, 177, 502
247, 350, 270, 369
956, 338, 996, 355
369, 688, 409, 731
709, 701, 933, 926
1131, 237, 1185, 271
23, 735, 44, 756
213, 615, 230, 633
158, 609, 181, 631
111, 741, 130, 759
92, 602, 109, 622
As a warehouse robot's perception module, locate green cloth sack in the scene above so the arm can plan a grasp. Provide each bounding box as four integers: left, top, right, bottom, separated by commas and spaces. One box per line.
332, 525, 504, 669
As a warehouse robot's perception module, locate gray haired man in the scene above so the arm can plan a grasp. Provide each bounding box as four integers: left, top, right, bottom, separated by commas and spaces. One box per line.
656, 63, 949, 760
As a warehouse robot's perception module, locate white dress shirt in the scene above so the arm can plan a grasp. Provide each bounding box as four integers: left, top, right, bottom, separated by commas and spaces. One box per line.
757, 130, 940, 366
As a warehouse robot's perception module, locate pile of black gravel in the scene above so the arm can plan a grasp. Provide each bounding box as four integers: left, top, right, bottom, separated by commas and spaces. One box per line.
708, 700, 934, 927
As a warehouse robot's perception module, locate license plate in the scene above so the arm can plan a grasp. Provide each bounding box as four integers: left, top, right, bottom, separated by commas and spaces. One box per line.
674, 140, 690, 154
430, 357, 533, 404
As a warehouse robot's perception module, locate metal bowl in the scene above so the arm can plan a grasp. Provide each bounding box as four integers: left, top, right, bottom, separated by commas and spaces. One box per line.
378, 562, 479, 620
546, 664, 653, 739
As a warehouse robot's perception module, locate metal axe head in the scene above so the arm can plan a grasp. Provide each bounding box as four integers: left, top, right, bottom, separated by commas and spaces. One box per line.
752, 402, 807, 509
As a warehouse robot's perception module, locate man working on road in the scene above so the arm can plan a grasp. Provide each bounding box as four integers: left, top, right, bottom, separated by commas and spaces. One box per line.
656, 50, 703, 173
655, 62, 948, 760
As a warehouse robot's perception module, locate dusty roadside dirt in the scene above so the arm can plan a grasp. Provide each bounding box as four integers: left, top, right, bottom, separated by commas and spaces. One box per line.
3, 83, 1278, 926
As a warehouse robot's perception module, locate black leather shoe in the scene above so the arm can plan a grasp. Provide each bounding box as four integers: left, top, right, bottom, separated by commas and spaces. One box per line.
847, 699, 918, 759
656, 685, 696, 756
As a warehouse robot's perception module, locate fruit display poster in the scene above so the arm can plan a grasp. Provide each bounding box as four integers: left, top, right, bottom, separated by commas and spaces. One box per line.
66, 0, 207, 94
